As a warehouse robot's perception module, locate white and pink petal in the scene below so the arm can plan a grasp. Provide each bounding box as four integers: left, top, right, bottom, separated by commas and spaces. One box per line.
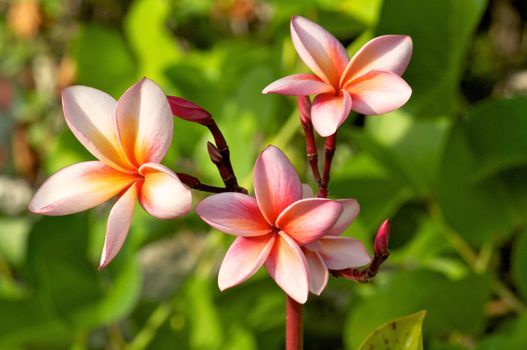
218, 234, 276, 291
319, 236, 371, 270
99, 182, 139, 269
137, 163, 192, 219
28, 161, 135, 216
62, 86, 133, 172
290, 16, 349, 87
340, 35, 413, 84
276, 198, 343, 245
262, 74, 334, 96
253, 145, 303, 224
116, 78, 173, 165
304, 249, 329, 295
344, 70, 411, 115
311, 90, 352, 137
265, 232, 310, 304
327, 199, 360, 236
196, 192, 272, 237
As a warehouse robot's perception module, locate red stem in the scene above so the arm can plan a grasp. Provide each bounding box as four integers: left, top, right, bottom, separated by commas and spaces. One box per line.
285, 294, 303, 350
205, 120, 247, 193
298, 96, 321, 186
176, 173, 230, 193
317, 133, 337, 198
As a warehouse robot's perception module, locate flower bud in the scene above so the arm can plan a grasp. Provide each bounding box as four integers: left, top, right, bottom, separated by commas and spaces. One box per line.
167, 96, 212, 125
374, 220, 390, 257
207, 141, 223, 164
297, 95, 311, 126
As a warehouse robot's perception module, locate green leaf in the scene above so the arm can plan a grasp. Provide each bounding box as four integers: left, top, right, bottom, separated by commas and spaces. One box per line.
437, 123, 516, 245
0, 217, 30, 265
365, 111, 451, 195
344, 271, 492, 349
464, 98, 527, 181
512, 230, 527, 301
358, 311, 426, 350
26, 214, 140, 328
376, 0, 487, 116
185, 277, 223, 349
476, 314, 527, 350
125, 0, 181, 87
71, 24, 137, 96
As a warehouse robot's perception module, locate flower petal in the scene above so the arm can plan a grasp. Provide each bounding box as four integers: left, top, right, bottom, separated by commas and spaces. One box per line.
344, 70, 412, 115
62, 86, 133, 172
291, 16, 349, 86
99, 182, 139, 269
262, 74, 334, 96
311, 90, 352, 137
340, 35, 413, 85
276, 198, 343, 245
137, 163, 192, 219
116, 78, 173, 165
327, 199, 360, 236
304, 249, 328, 295
253, 145, 303, 224
319, 236, 371, 269
28, 161, 135, 216
265, 232, 309, 304
196, 192, 272, 236
218, 234, 275, 291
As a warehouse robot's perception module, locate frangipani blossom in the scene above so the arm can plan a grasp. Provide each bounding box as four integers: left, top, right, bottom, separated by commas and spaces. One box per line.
196, 145, 366, 303
300, 185, 371, 294
263, 16, 413, 137
29, 78, 192, 268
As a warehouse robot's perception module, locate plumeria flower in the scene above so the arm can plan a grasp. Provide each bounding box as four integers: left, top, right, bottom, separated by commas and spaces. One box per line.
29, 78, 192, 268
263, 16, 413, 137
300, 185, 371, 295
196, 145, 366, 303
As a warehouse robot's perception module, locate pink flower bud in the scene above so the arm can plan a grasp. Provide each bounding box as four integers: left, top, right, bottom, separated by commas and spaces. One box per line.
167, 96, 212, 125
297, 95, 311, 126
374, 220, 390, 257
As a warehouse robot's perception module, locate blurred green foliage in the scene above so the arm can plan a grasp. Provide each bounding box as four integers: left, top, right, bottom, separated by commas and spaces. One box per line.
1, 0, 527, 349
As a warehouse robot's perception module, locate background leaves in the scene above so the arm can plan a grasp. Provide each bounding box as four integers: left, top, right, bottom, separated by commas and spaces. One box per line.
1, 0, 527, 349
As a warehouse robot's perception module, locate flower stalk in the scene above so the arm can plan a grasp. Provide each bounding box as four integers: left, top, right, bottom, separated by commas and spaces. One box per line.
169, 96, 247, 194
331, 220, 391, 283
298, 96, 321, 187
317, 133, 337, 198
286, 295, 303, 350
175, 172, 230, 194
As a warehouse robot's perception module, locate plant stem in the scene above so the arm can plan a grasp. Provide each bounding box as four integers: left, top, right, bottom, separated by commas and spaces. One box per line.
205, 120, 246, 193
129, 302, 172, 350
317, 133, 337, 198
298, 96, 321, 186
286, 294, 303, 350
176, 173, 230, 194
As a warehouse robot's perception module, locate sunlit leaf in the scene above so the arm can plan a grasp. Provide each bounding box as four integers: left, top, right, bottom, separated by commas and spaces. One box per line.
358, 311, 426, 350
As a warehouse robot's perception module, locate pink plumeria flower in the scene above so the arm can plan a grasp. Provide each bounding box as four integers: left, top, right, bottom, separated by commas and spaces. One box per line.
300, 185, 371, 295
29, 78, 192, 269
196, 145, 366, 303
263, 16, 413, 137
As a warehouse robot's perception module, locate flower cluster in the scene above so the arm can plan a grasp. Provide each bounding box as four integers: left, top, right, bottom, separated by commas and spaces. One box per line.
29, 15, 412, 304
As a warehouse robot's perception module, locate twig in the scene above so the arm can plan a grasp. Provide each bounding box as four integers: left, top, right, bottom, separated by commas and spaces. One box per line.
298, 96, 321, 186
176, 172, 230, 194
317, 133, 337, 198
